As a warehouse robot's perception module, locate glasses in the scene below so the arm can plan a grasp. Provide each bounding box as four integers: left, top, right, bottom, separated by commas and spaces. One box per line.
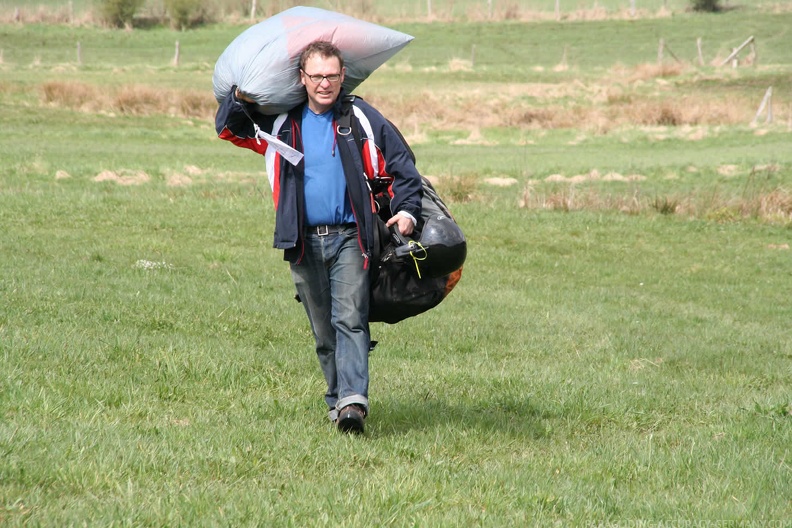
301, 70, 342, 84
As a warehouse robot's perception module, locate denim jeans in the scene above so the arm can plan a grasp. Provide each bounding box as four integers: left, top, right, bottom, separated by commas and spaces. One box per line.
290, 225, 370, 421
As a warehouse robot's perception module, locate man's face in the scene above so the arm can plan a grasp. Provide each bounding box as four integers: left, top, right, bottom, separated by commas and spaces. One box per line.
300, 53, 345, 114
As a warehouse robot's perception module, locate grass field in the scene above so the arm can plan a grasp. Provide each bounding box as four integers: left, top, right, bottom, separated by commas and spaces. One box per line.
1, 5, 791, 526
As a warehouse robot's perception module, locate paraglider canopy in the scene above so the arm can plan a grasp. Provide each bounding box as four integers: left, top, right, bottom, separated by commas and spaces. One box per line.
213, 7, 414, 115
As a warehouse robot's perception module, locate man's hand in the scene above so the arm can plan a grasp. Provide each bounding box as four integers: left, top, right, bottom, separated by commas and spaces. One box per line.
235, 88, 254, 103
386, 214, 415, 236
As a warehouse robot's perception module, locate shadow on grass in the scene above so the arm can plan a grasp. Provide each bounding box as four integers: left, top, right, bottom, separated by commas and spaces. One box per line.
371, 393, 553, 439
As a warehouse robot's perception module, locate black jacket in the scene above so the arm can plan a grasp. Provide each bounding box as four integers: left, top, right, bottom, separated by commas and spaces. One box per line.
216, 88, 423, 268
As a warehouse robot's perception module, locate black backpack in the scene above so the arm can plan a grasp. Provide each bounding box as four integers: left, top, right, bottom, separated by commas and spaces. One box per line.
339, 96, 466, 324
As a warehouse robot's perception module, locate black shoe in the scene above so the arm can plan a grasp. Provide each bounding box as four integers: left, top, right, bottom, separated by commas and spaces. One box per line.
337, 404, 365, 434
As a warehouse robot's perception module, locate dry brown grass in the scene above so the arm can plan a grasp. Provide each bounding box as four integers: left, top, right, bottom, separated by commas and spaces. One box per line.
433, 174, 479, 203
520, 184, 643, 215
38, 61, 757, 132
365, 61, 759, 134
373, 90, 750, 135
0, 2, 785, 26
0, 5, 95, 25
41, 81, 217, 120
519, 181, 792, 226
115, 85, 162, 115
42, 81, 99, 110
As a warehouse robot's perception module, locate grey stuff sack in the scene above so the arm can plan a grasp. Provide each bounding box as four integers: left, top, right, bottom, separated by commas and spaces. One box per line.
212, 6, 413, 115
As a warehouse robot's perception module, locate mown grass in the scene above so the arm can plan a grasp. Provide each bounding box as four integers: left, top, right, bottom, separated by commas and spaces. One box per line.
2, 8, 792, 526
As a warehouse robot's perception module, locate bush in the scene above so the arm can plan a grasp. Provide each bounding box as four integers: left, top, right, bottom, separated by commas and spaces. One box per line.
690, 0, 722, 12
97, 0, 145, 27
165, 0, 216, 29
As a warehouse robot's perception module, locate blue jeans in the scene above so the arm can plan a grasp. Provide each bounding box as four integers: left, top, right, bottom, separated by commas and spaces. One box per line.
290, 225, 370, 421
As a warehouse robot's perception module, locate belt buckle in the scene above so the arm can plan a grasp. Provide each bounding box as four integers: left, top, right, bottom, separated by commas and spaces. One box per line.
316, 225, 330, 236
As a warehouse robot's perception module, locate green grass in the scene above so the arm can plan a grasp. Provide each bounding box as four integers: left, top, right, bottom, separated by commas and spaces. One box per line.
3, 170, 791, 524
2, 9, 792, 526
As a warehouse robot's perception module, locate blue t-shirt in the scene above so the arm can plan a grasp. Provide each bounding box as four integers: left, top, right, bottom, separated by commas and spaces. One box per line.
301, 106, 355, 227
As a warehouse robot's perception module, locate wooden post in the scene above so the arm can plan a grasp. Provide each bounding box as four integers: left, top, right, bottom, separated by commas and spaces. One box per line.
427, 0, 432, 19
250, 0, 257, 21
77, 42, 82, 65
696, 37, 704, 66
13, 7, 19, 22
720, 36, 754, 66
487, 0, 493, 19
657, 38, 664, 64
630, 0, 636, 17
68, 1, 73, 24
173, 40, 180, 67
752, 87, 773, 125
555, 0, 560, 20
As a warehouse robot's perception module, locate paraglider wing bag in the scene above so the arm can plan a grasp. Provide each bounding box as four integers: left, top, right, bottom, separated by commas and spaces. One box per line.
213, 6, 413, 115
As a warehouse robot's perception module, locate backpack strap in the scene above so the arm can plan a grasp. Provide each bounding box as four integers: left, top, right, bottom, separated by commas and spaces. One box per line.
337, 94, 363, 154
338, 94, 415, 164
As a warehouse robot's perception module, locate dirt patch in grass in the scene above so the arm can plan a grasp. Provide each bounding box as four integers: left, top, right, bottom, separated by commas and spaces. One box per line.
94, 169, 150, 185
539, 170, 646, 184
484, 177, 519, 187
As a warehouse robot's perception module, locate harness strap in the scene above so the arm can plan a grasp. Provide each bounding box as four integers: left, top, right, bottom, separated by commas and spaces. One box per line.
338, 95, 363, 154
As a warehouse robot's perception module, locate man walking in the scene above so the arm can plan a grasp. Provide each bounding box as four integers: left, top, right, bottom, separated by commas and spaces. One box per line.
215, 40, 423, 434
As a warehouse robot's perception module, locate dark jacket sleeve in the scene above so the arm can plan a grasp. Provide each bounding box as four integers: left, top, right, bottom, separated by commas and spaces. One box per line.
359, 101, 423, 221
215, 87, 277, 155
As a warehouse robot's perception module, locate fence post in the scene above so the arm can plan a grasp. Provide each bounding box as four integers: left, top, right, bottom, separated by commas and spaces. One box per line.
752, 87, 773, 125
719, 36, 754, 67
173, 41, 180, 67
657, 38, 664, 64
696, 37, 704, 66
630, 0, 636, 17
555, 0, 560, 20
250, 0, 257, 21
427, 0, 432, 19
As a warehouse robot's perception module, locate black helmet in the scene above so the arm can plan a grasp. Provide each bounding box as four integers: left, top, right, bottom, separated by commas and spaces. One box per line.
394, 214, 466, 279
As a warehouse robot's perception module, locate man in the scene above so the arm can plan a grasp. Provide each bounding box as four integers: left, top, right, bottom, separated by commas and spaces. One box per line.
215, 40, 423, 434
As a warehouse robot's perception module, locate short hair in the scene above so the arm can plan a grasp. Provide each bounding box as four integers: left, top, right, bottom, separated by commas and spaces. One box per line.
299, 40, 344, 71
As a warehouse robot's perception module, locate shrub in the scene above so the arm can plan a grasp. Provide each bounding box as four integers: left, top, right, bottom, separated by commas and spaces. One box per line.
690, 0, 722, 12
165, 0, 216, 29
97, 0, 145, 27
